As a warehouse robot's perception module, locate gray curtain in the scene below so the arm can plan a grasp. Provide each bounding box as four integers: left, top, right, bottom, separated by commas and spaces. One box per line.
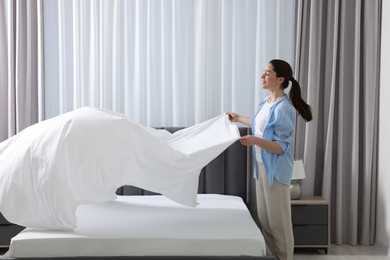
293, 0, 381, 246
0, 0, 44, 142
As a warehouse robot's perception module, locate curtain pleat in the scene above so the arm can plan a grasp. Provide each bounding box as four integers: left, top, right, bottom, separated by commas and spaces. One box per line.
294, 0, 380, 246
0, 0, 44, 142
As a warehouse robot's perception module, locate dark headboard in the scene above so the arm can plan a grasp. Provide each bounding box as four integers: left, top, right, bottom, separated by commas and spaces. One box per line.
116, 127, 253, 205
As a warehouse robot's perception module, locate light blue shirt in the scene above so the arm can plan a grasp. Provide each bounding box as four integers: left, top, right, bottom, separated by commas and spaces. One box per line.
251, 95, 295, 187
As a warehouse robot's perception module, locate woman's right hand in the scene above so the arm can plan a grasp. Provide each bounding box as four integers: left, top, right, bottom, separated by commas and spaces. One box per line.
226, 112, 239, 122
226, 112, 252, 127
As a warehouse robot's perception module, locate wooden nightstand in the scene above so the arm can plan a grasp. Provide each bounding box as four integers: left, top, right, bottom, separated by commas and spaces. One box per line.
291, 196, 330, 254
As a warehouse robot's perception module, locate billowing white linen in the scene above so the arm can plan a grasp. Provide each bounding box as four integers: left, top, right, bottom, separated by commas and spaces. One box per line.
0, 108, 240, 230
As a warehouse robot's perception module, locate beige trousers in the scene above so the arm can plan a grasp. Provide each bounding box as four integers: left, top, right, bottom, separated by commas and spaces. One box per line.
255, 162, 294, 260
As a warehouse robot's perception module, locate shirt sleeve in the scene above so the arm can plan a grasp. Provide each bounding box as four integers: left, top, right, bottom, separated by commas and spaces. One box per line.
271, 104, 295, 153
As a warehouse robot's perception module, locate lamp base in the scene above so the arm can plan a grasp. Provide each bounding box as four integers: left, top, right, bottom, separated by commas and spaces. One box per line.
290, 180, 302, 200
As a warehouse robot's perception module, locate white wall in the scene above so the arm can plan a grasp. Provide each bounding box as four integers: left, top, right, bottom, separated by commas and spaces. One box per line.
377, 0, 390, 255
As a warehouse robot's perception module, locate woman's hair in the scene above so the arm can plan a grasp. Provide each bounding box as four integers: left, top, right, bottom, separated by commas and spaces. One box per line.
269, 59, 313, 122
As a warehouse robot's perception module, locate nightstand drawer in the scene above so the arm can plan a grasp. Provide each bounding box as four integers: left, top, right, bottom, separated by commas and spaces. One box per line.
291, 205, 328, 225
293, 225, 328, 245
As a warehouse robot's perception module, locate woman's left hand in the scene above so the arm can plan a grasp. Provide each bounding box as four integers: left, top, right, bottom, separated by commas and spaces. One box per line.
239, 135, 258, 147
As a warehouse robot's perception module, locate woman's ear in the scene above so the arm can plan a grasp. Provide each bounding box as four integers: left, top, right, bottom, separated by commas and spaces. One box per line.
278, 77, 285, 85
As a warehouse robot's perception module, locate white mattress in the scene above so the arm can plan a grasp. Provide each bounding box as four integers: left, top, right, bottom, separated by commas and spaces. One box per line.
6, 194, 266, 258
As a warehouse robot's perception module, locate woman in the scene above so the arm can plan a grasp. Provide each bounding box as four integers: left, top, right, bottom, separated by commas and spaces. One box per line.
227, 59, 312, 260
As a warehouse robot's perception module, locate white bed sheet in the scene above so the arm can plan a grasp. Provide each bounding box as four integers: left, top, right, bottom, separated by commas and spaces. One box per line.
6, 194, 266, 258
0, 108, 240, 230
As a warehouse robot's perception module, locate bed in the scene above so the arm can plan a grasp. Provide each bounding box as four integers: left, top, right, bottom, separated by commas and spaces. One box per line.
1, 127, 275, 259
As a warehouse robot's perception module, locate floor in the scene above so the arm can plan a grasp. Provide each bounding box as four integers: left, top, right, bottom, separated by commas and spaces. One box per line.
293, 244, 389, 259
1, 244, 389, 259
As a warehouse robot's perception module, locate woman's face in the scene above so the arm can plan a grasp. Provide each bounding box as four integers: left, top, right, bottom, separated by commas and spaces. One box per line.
261, 63, 284, 91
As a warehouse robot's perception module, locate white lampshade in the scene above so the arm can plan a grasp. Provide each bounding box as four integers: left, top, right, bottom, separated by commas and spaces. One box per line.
292, 159, 306, 180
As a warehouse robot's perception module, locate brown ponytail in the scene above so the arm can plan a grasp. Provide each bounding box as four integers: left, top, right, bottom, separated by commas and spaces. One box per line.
289, 77, 312, 121
269, 59, 313, 122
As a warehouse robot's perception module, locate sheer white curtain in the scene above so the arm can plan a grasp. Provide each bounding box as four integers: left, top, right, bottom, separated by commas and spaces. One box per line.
43, 0, 295, 127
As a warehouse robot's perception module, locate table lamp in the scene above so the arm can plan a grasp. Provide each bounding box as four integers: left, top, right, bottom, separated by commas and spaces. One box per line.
290, 159, 306, 200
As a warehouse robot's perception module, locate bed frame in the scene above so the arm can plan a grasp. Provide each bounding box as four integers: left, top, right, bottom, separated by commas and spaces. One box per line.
2, 127, 275, 259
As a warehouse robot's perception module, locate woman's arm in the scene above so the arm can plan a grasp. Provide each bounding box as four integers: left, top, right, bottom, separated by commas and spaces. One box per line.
239, 103, 294, 155
239, 135, 283, 154
226, 112, 252, 127
226, 112, 282, 153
